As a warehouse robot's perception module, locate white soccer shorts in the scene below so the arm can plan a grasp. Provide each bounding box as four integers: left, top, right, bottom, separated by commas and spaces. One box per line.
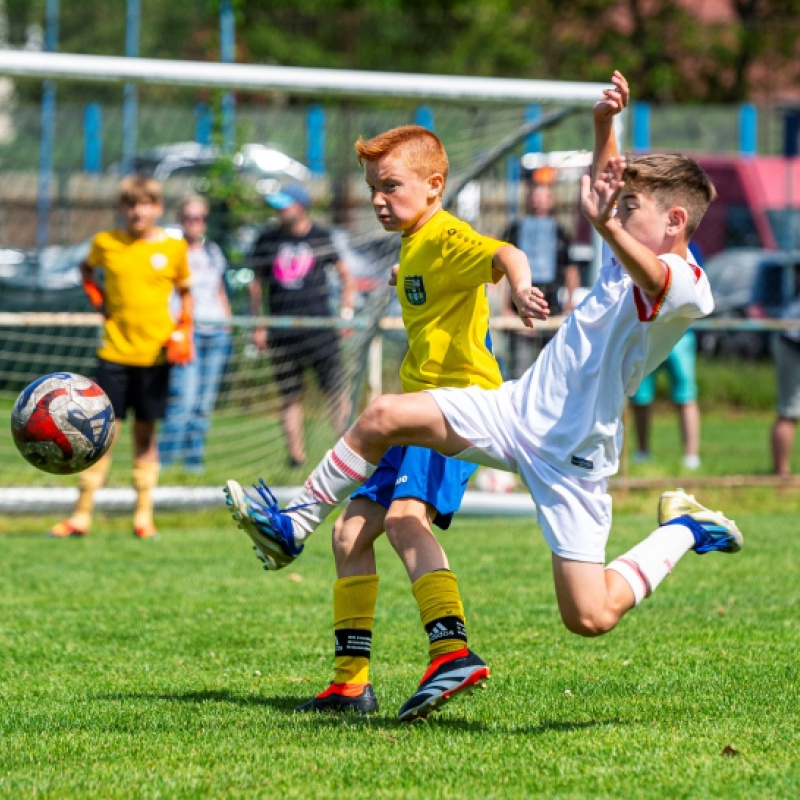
428, 385, 612, 563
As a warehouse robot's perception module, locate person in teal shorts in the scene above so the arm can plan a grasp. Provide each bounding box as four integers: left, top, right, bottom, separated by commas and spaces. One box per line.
630, 329, 701, 470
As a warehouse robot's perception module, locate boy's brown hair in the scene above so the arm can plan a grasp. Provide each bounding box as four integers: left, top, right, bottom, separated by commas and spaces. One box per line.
118, 175, 163, 207
355, 125, 449, 190
623, 154, 717, 237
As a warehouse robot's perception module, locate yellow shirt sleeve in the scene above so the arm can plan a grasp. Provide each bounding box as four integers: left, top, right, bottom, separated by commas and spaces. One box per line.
441, 225, 507, 288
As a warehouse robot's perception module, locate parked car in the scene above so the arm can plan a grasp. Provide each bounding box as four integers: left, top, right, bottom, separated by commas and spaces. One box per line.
113, 141, 311, 189
0, 240, 97, 389
112, 141, 315, 265
0, 240, 92, 312
699, 248, 800, 358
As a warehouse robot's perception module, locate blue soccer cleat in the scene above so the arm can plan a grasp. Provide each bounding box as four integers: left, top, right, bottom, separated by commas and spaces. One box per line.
224, 478, 304, 570
658, 489, 743, 554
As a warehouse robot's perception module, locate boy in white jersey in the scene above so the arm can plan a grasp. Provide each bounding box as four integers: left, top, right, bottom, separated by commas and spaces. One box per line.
229, 125, 548, 721
226, 71, 743, 717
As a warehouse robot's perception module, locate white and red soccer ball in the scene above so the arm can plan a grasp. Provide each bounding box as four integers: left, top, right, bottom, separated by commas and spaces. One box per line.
10, 372, 115, 475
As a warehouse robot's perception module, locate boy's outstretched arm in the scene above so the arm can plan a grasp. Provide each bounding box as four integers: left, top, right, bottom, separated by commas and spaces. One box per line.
581, 156, 666, 298
492, 245, 550, 328
593, 71, 629, 180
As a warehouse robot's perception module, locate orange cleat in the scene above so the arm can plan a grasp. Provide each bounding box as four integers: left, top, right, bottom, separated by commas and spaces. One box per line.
134, 523, 158, 539
295, 682, 378, 715
49, 520, 88, 538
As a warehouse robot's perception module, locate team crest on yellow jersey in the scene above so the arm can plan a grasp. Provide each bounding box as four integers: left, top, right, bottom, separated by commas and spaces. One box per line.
404, 275, 426, 305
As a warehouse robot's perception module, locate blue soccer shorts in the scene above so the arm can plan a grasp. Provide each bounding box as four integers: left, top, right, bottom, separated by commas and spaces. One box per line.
350, 445, 477, 530
630, 330, 697, 406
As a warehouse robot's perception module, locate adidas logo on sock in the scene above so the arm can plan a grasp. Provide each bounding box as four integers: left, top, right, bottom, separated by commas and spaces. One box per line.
429, 622, 451, 642
425, 616, 467, 645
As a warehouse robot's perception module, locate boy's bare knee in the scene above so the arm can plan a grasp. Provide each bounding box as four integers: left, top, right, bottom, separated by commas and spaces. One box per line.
560, 608, 618, 638
357, 394, 399, 438
384, 502, 432, 544
384, 512, 414, 551
383, 512, 401, 543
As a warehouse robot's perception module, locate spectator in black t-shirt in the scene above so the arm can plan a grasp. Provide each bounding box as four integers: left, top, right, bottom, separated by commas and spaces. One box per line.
502, 174, 581, 378
249, 183, 357, 467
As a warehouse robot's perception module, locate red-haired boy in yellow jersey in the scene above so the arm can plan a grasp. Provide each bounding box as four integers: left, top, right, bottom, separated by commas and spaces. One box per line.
50, 176, 193, 540
226, 126, 549, 720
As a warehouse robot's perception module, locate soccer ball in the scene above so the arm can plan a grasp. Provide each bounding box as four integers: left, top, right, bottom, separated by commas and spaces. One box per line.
474, 467, 516, 493
10, 372, 116, 475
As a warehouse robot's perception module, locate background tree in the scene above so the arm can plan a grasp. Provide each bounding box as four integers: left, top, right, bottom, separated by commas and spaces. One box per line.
4, 0, 800, 103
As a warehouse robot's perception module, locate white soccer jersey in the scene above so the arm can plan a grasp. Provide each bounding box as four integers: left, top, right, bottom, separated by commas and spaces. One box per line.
507, 251, 714, 480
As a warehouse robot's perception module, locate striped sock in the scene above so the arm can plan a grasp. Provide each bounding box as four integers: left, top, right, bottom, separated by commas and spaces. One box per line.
287, 439, 377, 542
607, 523, 695, 604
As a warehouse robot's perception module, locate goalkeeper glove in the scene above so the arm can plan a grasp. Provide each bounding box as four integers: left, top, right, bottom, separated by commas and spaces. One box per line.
82, 276, 105, 309
166, 312, 195, 365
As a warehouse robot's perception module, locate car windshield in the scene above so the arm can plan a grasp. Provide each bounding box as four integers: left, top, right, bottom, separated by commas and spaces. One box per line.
704, 252, 760, 294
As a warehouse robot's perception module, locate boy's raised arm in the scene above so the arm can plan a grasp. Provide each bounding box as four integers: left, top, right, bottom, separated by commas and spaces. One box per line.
592, 71, 629, 180
585, 71, 666, 300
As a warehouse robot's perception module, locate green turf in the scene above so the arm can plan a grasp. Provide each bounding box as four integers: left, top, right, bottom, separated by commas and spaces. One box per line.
1, 499, 799, 799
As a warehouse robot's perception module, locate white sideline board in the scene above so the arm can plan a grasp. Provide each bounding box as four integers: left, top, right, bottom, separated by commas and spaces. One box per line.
0, 487, 536, 516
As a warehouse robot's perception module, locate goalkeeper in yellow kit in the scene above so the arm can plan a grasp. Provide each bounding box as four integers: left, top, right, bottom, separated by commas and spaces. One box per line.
50, 176, 193, 540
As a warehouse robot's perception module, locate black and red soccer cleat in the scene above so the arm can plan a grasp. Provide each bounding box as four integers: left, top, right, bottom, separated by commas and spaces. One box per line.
295, 682, 378, 715
398, 647, 490, 722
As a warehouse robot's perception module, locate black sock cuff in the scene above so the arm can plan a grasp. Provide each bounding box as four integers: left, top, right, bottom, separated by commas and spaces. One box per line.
334, 628, 373, 658
424, 616, 467, 645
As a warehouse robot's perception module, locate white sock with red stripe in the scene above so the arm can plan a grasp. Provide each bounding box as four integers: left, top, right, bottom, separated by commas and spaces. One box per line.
606, 523, 695, 605
286, 439, 377, 542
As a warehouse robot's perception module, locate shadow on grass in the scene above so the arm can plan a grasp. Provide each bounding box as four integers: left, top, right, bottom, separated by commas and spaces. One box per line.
99, 689, 301, 714
97, 690, 628, 734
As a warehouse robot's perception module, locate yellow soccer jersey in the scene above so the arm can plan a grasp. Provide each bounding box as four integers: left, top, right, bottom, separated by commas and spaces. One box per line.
398, 209, 507, 393
88, 229, 191, 366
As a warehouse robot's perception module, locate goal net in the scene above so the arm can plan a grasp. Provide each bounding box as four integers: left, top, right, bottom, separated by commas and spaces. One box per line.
0, 53, 599, 512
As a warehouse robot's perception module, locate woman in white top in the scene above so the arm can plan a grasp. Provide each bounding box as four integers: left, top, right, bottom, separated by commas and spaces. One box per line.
160, 195, 232, 472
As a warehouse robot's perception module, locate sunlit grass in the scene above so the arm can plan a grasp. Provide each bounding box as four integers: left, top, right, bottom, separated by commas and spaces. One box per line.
1, 499, 798, 799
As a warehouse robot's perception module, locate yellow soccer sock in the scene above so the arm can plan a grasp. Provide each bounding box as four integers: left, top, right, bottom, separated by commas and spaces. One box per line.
412, 570, 468, 661
332, 574, 379, 686
69, 450, 113, 531
132, 459, 160, 531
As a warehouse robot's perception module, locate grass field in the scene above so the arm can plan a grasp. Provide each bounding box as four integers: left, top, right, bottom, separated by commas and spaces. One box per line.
2, 493, 799, 799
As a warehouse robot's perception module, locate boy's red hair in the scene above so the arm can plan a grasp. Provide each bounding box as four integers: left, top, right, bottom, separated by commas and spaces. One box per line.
354, 125, 449, 186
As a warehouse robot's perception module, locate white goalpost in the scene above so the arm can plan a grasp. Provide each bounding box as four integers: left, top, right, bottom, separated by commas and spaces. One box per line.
0, 51, 606, 514
0, 50, 606, 103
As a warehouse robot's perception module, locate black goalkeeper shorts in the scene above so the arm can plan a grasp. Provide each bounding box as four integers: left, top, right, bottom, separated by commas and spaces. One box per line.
95, 358, 171, 422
